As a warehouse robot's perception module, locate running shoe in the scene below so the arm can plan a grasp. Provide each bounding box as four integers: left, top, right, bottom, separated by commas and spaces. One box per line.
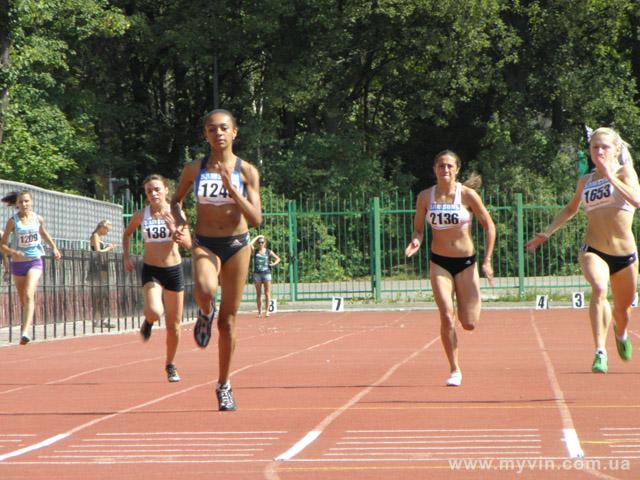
140, 320, 153, 341
19, 335, 31, 345
216, 383, 237, 411
591, 352, 608, 373
446, 371, 462, 387
614, 325, 633, 361
165, 364, 181, 383
194, 301, 216, 348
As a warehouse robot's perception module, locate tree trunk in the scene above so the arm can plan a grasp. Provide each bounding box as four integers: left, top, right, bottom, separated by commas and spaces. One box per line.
0, 0, 11, 144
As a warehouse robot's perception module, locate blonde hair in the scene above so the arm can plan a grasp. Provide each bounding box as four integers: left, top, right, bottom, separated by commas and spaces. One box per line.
433, 150, 482, 191
93, 220, 112, 235
590, 127, 633, 165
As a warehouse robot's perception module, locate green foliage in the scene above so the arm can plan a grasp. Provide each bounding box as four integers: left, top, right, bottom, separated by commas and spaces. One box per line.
297, 213, 347, 282
0, 100, 81, 189
1, 0, 128, 192
2, 0, 640, 204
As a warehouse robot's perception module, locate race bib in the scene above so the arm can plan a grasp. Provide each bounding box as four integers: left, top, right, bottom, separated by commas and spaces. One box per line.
583, 178, 613, 209
143, 218, 171, 243
429, 204, 461, 227
18, 232, 40, 248
197, 172, 241, 205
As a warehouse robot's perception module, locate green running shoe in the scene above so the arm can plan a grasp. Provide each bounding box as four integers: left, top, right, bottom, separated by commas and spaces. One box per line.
614, 326, 633, 361
592, 352, 608, 373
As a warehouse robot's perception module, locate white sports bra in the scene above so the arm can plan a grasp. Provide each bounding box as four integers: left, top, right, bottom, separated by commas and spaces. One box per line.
581, 172, 634, 213
426, 183, 472, 231
142, 206, 173, 244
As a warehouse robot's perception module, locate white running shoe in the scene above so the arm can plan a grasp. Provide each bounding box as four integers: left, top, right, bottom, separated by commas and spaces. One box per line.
446, 371, 462, 387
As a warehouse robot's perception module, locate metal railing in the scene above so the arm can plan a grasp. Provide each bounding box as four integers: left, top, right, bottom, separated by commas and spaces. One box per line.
3, 190, 636, 344
0, 251, 198, 343
114, 190, 616, 304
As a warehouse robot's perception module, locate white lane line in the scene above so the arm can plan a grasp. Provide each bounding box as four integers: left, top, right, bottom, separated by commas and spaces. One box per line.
529, 311, 584, 459
56, 448, 264, 453
13, 455, 640, 466
1, 340, 139, 367
5, 459, 270, 465
274, 431, 322, 461
73, 443, 274, 447
273, 330, 440, 463
343, 434, 540, 439
1, 348, 168, 396
336, 439, 541, 445
330, 446, 542, 451
40, 453, 255, 458
347, 428, 539, 432
562, 428, 583, 458
0, 434, 70, 461
0, 319, 374, 463
83, 437, 280, 441
96, 431, 286, 435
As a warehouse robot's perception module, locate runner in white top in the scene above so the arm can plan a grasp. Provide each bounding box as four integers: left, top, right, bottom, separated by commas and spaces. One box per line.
526, 127, 640, 373
123, 174, 191, 382
405, 150, 495, 386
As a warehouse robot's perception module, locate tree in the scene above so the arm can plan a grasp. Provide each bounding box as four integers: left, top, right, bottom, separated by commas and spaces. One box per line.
0, 0, 128, 191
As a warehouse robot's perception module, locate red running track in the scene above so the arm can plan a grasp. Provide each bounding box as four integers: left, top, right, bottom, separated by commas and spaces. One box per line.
0, 308, 638, 479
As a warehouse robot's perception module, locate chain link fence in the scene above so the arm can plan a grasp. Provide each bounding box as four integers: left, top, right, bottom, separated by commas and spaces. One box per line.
0, 180, 123, 250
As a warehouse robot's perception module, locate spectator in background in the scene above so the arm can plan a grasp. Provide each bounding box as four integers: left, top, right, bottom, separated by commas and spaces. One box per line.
88, 219, 115, 329
250, 235, 280, 317
90, 220, 115, 253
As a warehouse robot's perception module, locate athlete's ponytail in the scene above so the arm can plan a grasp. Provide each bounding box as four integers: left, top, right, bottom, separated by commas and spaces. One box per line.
463, 172, 482, 191
1, 191, 19, 206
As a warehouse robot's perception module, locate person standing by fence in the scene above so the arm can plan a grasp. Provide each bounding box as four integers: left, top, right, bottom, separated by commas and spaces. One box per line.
250, 235, 280, 317
526, 127, 639, 373
0, 191, 61, 344
90, 220, 115, 254
88, 220, 115, 329
123, 174, 191, 382
171, 109, 262, 411
405, 150, 495, 387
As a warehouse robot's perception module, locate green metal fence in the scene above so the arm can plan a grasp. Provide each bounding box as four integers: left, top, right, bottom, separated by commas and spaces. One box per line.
118, 191, 640, 304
